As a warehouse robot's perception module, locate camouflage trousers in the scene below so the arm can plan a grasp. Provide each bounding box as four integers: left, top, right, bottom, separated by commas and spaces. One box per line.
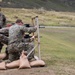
0, 34, 8, 45
0, 34, 8, 52
7, 41, 35, 61
0, 42, 3, 52
7, 41, 26, 61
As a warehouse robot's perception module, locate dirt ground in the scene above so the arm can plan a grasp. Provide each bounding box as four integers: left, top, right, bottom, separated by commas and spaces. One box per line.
0, 64, 75, 75
0, 67, 55, 75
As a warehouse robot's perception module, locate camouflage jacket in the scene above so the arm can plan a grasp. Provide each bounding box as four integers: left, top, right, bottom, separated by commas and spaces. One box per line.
9, 24, 36, 44
0, 27, 9, 36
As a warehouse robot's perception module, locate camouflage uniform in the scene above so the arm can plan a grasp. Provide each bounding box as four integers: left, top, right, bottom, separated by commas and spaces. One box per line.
7, 24, 36, 62
0, 27, 9, 52
0, 27, 9, 44
0, 12, 6, 52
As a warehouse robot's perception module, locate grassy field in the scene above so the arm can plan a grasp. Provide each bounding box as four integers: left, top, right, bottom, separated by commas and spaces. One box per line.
1, 8, 75, 75
1, 8, 75, 27
1, 27, 75, 75
40, 27, 75, 75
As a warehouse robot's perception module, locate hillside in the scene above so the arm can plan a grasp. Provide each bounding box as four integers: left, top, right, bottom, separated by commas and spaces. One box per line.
1, 0, 75, 27
0, 0, 75, 11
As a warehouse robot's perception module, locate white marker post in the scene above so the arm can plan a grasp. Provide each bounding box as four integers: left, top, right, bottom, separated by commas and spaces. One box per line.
27, 16, 41, 60
35, 16, 41, 59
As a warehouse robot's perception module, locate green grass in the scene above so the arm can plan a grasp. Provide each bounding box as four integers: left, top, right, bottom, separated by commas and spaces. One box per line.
1, 7, 75, 74
1, 27, 75, 75
39, 27, 75, 74
1, 8, 75, 65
